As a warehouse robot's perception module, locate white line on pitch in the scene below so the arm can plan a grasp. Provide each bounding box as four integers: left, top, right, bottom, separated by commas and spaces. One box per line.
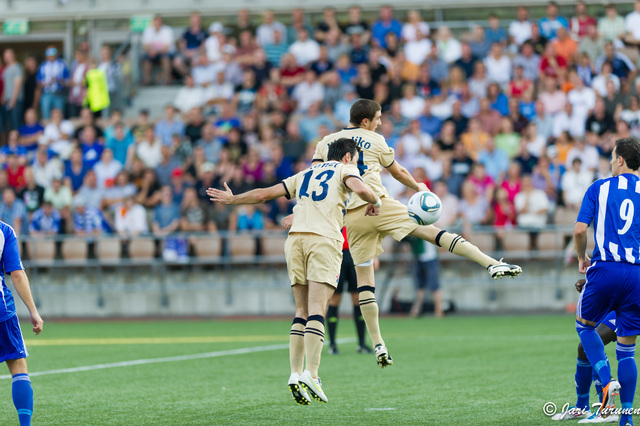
0, 338, 355, 380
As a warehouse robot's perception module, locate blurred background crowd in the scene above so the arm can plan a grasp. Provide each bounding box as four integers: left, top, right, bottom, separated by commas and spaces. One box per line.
0, 1, 638, 256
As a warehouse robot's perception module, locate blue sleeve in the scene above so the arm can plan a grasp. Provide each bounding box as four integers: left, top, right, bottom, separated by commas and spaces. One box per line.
2, 227, 23, 273
576, 183, 597, 225
559, 17, 569, 28
62, 63, 70, 79
29, 212, 40, 232
36, 65, 44, 83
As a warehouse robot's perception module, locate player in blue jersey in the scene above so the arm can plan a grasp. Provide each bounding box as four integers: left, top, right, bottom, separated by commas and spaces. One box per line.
574, 137, 640, 425
552, 278, 617, 421
0, 220, 43, 426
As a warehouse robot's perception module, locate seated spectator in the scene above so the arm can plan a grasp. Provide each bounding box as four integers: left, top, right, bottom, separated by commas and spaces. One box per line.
102, 171, 137, 213
565, 138, 599, 173
595, 42, 636, 80
0, 130, 28, 164
459, 180, 490, 228
18, 108, 44, 152
43, 108, 73, 159
72, 197, 104, 236
470, 25, 491, 59
130, 109, 152, 142
297, 101, 334, 143
522, 122, 546, 158
592, 62, 620, 98
538, 1, 569, 40
32, 147, 62, 189
598, 3, 625, 43
155, 105, 185, 146
29, 201, 61, 236
492, 187, 517, 250
399, 84, 425, 120
552, 27, 577, 64
478, 138, 510, 180
73, 107, 105, 141
156, 146, 181, 187
371, 5, 402, 48
620, 95, 640, 137
291, 70, 324, 113
64, 148, 89, 192
552, 101, 584, 140
515, 174, 549, 250
519, 90, 536, 122
513, 42, 541, 84
195, 123, 223, 165
135, 168, 161, 209
532, 99, 554, 140
5, 154, 25, 191
142, 15, 175, 85
539, 44, 566, 79
279, 53, 306, 89
436, 26, 462, 64
426, 44, 449, 83
454, 43, 477, 79
509, 7, 532, 47
19, 167, 44, 214
550, 131, 575, 165
570, 0, 596, 39
585, 98, 615, 136
561, 157, 594, 211
206, 201, 236, 233
136, 128, 163, 168
538, 76, 566, 115
476, 98, 502, 136
288, 28, 320, 66
75, 170, 105, 209
114, 195, 148, 237
80, 126, 104, 170
174, 12, 207, 77
468, 162, 496, 204
257, 10, 287, 47
153, 185, 184, 259
94, 148, 122, 188
461, 118, 490, 160
487, 83, 509, 116
263, 29, 289, 68
43, 177, 72, 212
495, 118, 521, 158
579, 24, 604, 63
625, 0, 640, 47
180, 187, 206, 233
204, 71, 234, 114
0, 188, 27, 234
184, 107, 205, 144
445, 101, 468, 137
486, 14, 508, 46
236, 205, 264, 232
174, 75, 207, 115
509, 65, 533, 99
213, 103, 241, 142
106, 123, 134, 166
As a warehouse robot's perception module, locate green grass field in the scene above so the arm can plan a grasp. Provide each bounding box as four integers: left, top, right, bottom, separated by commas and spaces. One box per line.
0, 314, 627, 425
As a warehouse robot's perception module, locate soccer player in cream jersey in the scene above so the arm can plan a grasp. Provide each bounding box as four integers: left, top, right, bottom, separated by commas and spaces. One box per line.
208, 138, 382, 405
312, 99, 522, 367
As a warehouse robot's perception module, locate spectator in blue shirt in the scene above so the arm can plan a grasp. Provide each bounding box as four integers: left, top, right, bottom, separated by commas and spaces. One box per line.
174, 12, 208, 78
478, 138, 510, 180
486, 15, 508, 46
214, 104, 241, 143
72, 197, 103, 236
29, 201, 61, 236
18, 109, 44, 153
80, 127, 104, 170
36, 46, 69, 119
0, 188, 28, 235
371, 5, 402, 48
106, 123, 134, 166
152, 186, 181, 237
154, 105, 185, 146
0, 130, 28, 165
64, 148, 90, 192
538, 1, 569, 39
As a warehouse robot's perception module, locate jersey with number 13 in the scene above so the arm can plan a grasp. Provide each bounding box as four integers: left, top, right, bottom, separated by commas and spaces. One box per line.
577, 173, 640, 263
313, 128, 395, 210
282, 161, 361, 242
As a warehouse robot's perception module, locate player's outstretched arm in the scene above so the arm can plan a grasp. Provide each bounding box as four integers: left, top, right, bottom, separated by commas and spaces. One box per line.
10, 270, 43, 335
207, 182, 287, 206
574, 221, 591, 274
386, 161, 429, 193
344, 176, 381, 216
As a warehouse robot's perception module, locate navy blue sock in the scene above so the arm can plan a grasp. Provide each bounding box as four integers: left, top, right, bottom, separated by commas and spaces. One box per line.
617, 342, 636, 426
577, 321, 612, 386
12, 373, 32, 426
326, 305, 338, 346
592, 368, 604, 403
575, 358, 592, 410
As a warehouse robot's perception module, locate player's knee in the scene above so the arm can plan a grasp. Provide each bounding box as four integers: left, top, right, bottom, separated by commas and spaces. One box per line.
295, 307, 308, 319
576, 319, 595, 334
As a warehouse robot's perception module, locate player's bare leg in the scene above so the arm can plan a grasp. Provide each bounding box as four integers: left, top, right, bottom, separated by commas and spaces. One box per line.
288, 284, 310, 405
299, 280, 334, 403
355, 263, 393, 368
409, 225, 522, 279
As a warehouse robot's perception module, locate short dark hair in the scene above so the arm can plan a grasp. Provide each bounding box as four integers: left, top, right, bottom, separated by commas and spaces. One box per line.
615, 137, 640, 170
349, 99, 381, 127
327, 138, 359, 162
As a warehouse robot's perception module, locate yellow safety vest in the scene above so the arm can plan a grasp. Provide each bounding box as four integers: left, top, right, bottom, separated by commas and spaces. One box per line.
84, 68, 110, 112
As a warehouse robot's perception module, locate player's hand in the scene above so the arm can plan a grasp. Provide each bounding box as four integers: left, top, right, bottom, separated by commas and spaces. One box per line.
30, 312, 43, 335
575, 279, 586, 293
206, 183, 234, 204
281, 214, 294, 230
579, 256, 591, 274
365, 204, 379, 216
417, 183, 430, 192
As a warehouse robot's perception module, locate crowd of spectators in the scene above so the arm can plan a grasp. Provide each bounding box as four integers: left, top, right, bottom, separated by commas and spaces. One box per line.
1, 1, 640, 257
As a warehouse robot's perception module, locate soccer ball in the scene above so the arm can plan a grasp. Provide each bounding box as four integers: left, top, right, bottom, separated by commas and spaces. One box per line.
407, 191, 442, 226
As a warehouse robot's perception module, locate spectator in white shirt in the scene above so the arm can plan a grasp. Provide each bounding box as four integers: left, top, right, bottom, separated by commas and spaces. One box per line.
561, 158, 593, 209
567, 70, 596, 123
142, 15, 175, 85
515, 174, 549, 229
291, 70, 325, 112
136, 128, 163, 169
399, 84, 426, 120
509, 7, 532, 47
402, 10, 430, 42
43, 108, 74, 159
565, 138, 599, 173
191, 54, 219, 87
552, 102, 586, 139
115, 195, 149, 237
404, 28, 432, 66
204, 71, 234, 114
288, 28, 321, 66
204, 22, 227, 64
625, 0, 640, 46
93, 148, 122, 188
32, 147, 62, 188
484, 43, 512, 88
436, 26, 462, 64
256, 10, 287, 47
397, 119, 433, 170
591, 61, 620, 97
174, 75, 207, 114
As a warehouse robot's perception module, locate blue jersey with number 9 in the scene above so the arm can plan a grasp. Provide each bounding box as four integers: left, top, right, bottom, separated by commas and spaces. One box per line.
577, 173, 640, 263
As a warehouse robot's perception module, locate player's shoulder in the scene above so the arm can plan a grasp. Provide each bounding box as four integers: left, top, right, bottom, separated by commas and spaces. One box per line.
0, 221, 16, 242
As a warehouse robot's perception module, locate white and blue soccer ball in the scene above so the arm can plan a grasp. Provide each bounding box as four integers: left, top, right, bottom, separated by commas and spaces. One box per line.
407, 191, 442, 226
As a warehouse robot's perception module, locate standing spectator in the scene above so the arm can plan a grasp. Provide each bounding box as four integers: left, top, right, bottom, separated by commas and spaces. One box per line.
371, 5, 402, 48
71, 197, 103, 236
37, 46, 69, 119
509, 7, 533, 47
142, 15, 175, 86
288, 29, 320, 66
19, 168, 44, 214
106, 123, 134, 166
43, 108, 73, 159
230, 9, 256, 41
538, 1, 569, 40
154, 105, 185, 146
2, 49, 23, 131
98, 46, 123, 115
256, 10, 287, 47
23, 56, 40, 112
174, 12, 207, 78
84, 58, 110, 117
485, 15, 508, 46
18, 108, 43, 152
29, 201, 61, 236
67, 48, 88, 118
570, 1, 597, 39
598, 3, 626, 43
0, 188, 27, 235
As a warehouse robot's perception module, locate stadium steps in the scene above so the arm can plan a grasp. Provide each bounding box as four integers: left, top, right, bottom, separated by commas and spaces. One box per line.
124, 86, 181, 120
